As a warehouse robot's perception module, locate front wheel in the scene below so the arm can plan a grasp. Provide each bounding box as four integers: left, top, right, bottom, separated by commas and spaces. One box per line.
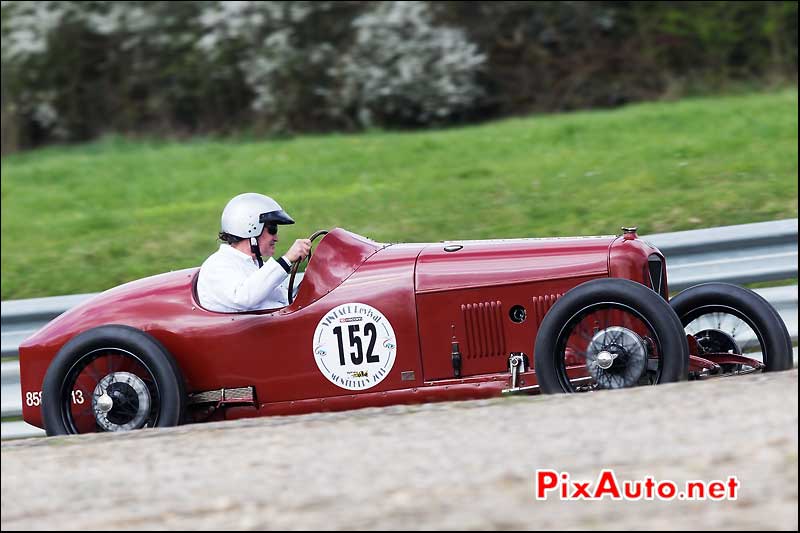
41, 325, 186, 436
534, 278, 689, 393
670, 282, 793, 373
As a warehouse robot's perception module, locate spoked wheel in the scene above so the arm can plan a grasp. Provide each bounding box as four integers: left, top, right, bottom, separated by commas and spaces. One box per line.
687, 313, 761, 376
63, 348, 159, 433
535, 279, 688, 394
558, 305, 662, 391
670, 283, 793, 377
42, 325, 185, 436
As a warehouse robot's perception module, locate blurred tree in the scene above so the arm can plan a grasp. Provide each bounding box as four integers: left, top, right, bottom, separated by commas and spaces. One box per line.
324, 1, 486, 128
1, 0, 796, 152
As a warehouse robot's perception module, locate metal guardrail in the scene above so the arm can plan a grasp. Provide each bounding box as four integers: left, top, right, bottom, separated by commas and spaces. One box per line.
2, 219, 797, 440
1, 293, 94, 359
646, 218, 798, 291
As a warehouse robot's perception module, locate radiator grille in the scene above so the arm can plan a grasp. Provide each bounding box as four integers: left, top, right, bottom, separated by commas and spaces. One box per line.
460, 301, 505, 359
648, 255, 666, 299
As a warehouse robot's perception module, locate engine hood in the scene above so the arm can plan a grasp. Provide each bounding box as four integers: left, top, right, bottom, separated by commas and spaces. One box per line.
415, 236, 614, 293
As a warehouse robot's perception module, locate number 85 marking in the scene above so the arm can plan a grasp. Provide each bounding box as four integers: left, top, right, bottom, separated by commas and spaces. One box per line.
25, 390, 85, 406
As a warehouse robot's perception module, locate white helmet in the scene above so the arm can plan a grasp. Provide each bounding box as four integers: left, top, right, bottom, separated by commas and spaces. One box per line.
220, 193, 294, 239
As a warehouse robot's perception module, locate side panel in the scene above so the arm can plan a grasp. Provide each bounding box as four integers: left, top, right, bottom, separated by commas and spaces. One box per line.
414, 238, 612, 381
416, 275, 603, 380
230, 244, 426, 404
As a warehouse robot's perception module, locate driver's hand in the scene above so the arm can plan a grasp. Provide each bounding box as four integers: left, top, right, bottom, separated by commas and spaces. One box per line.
285, 239, 312, 262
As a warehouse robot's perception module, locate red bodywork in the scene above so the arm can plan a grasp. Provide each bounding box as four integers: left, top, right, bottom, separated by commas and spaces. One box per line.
19, 228, 669, 429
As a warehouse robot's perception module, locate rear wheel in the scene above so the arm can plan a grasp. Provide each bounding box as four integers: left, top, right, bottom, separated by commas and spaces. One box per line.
670, 283, 793, 374
534, 278, 688, 393
41, 325, 186, 436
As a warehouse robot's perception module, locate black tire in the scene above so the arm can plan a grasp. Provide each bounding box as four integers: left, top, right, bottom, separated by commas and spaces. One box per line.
669, 282, 793, 372
41, 325, 186, 436
534, 278, 689, 393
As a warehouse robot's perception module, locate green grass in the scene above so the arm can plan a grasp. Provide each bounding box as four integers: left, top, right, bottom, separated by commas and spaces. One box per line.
745, 278, 799, 290
1, 89, 797, 300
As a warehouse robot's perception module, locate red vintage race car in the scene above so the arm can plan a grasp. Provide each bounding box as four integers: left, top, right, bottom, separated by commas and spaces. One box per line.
19, 227, 793, 435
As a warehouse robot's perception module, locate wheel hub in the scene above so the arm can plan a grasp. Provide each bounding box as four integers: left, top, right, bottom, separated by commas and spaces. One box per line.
92, 372, 152, 431
96, 393, 113, 413
694, 329, 740, 355
585, 326, 648, 389
596, 350, 616, 370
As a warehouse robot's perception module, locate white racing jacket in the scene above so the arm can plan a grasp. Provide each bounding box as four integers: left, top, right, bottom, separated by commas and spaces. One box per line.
197, 244, 296, 312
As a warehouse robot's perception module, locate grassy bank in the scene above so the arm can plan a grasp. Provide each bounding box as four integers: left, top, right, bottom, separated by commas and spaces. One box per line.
1, 89, 797, 299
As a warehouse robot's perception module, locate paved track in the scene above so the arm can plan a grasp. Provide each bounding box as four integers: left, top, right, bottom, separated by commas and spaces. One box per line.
2, 370, 797, 530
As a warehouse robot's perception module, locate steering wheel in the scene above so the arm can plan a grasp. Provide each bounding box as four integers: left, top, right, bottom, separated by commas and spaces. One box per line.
288, 230, 328, 304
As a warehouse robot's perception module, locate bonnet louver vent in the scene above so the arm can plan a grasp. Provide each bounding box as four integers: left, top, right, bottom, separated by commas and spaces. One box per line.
532, 294, 562, 326
460, 301, 505, 359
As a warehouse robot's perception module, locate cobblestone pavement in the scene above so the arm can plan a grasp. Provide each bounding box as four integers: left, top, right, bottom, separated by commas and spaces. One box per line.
2, 370, 798, 530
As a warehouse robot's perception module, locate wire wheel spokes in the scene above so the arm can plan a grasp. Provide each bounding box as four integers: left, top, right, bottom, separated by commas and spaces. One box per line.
64, 349, 160, 434
685, 309, 763, 374
558, 303, 662, 392
685, 311, 760, 355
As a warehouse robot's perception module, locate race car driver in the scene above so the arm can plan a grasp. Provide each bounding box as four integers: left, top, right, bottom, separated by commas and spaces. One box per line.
197, 193, 311, 312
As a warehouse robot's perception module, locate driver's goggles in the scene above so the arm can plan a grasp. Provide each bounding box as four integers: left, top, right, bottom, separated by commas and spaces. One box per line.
265, 223, 278, 235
